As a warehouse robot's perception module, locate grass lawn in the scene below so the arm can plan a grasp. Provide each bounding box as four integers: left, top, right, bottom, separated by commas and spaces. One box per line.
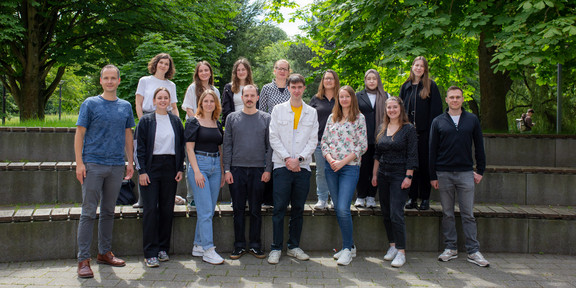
3, 114, 78, 127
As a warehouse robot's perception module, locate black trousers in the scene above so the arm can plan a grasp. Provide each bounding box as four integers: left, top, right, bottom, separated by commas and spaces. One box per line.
408, 130, 432, 201
141, 155, 178, 258
229, 166, 265, 249
357, 144, 377, 198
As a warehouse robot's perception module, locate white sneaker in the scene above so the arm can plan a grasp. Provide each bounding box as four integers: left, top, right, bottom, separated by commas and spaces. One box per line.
366, 197, 377, 208
202, 247, 224, 265
391, 252, 406, 268
438, 249, 458, 262
384, 246, 398, 261
467, 251, 490, 267
354, 198, 366, 207
287, 247, 310, 260
267, 250, 281, 264
336, 249, 353, 266
314, 200, 327, 210
192, 244, 204, 257
333, 246, 357, 260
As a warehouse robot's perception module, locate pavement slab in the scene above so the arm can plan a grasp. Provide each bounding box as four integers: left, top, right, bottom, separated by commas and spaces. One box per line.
0, 252, 575, 287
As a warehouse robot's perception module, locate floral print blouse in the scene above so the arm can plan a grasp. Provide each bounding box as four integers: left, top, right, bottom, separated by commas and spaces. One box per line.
321, 113, 368, 166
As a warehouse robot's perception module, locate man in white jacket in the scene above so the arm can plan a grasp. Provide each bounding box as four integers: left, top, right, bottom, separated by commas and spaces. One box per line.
267, 74, 319, 265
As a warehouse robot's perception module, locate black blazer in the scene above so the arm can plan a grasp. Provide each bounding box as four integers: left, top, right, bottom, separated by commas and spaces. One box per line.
221, 83, 234, 126
357, 89, 377, 145
399, 80, 443, 132
136, 113, 185, 175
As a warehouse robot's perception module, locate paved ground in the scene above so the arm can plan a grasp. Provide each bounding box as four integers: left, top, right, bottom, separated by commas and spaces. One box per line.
1, 251, 575, 287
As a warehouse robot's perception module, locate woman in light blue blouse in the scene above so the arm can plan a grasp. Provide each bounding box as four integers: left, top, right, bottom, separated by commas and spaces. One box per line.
321, 85, 367, 266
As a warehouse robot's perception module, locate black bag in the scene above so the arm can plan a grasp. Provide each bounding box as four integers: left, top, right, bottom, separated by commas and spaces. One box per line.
116, 179, 136, 205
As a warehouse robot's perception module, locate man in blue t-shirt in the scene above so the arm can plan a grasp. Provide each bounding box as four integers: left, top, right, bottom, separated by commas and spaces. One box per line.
74, 65, 135, 278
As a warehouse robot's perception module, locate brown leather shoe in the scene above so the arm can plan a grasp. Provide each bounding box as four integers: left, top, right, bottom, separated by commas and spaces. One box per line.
77, 259, 94, 278
96, 251, 126, 267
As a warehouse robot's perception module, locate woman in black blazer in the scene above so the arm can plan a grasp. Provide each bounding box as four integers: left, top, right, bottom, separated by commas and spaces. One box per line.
136, 87, 185, 267
398, 56, 442, 210
355, 69, 389, 208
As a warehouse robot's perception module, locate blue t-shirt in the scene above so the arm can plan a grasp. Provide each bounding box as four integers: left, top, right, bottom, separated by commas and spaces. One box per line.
76, 95, 135, 166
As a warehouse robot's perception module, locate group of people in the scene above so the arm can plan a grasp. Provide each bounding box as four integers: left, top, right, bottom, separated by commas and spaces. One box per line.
74, 54, 488, 279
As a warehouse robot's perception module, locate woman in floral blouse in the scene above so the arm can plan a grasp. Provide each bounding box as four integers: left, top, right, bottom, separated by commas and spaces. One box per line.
321, 85, 367, 266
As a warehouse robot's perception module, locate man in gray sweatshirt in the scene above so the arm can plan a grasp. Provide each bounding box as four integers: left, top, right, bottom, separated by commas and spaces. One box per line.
223, 84, 272, 259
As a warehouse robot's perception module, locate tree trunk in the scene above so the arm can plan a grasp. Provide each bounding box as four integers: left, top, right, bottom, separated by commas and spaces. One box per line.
478, 32, 512, 132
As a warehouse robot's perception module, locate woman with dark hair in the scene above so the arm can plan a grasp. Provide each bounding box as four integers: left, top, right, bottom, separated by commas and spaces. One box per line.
182, 61, 221, 120
309, 70, 340, 210
399, 56, 442, 210
135, 53, 179, 119
355, 69, 390, 208
133, 53, 179, 209
322, 85, 367, 266
221, 58, 254, 126
136, 87, 185, 267
372, 96, 418, 268
185, 89, 225, 265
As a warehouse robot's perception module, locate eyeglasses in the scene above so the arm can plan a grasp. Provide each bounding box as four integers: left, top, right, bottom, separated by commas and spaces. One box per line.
324, 77, 335, 81
275, 67, 289, 72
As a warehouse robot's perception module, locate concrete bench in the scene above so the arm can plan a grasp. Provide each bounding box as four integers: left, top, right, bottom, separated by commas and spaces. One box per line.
1, 203, 575, 262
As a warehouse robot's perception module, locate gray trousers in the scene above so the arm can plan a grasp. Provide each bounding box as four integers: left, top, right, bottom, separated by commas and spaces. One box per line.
77, 163, 124, 261
437, 171, 480, 254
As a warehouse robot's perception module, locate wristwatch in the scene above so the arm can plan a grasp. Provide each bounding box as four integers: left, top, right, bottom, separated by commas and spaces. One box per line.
405, 175, 413, 179
298, 156, 304, 162
225, 170, 231, 174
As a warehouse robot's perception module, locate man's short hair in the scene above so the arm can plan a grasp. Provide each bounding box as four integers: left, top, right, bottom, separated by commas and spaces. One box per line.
446, 86, 463, 95
287, 74, 306, 87
242, 84, 259, 95
100, 64, 120, 78
527, 108, 535, 113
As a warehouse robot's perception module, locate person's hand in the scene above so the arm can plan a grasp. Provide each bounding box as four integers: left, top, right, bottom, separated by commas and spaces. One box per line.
401, 177, 412, 189
329, 159, 345, 172
286, 158, 301, 172
261, 171, 271, 183
175, 171, 183, 182
225, 171, 234, 184
125, 163, 134, 180
431, 180, 439, 190
139, 173, 150, 186
76, 162, 86, 184
473, 172, 483, 184
194, 171, 205, 188
371, 176, 378, 187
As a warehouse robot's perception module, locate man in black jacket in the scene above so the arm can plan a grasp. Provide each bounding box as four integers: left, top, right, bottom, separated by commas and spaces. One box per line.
429, 86, 489, 267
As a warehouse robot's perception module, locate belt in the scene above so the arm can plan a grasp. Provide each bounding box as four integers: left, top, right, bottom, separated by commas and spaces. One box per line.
195, 151, 219, 157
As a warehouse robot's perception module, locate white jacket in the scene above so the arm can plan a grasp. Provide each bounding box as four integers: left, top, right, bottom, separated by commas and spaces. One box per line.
269, 101, 318, 171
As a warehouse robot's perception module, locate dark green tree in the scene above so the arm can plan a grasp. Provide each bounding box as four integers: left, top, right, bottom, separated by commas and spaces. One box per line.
0, 0, 236, 120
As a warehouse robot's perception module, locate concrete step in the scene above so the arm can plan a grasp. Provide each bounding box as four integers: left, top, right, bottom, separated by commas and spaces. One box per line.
2, 161, 576, 206
1, 202, 575, 262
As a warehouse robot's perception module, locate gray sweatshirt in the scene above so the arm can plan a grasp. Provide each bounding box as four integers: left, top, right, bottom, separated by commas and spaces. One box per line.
223, 110, 273, 172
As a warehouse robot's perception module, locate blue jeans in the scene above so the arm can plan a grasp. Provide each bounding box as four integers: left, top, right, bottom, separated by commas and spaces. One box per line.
377, 170, 409, 249
271, 167, 311, 251
188, 154, 221, 250
437, 171, 480, 254
77, 163, 124, 261
314, 145, 330, 202
325, 163, 360, 249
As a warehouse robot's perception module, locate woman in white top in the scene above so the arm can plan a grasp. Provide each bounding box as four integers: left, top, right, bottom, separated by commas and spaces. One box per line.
135, 53, 179, 119
221, 58, 254, 126
182, 61, 221, 119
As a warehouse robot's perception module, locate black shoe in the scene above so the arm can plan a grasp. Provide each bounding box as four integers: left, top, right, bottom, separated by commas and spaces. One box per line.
419, 200, 430, 210
405, 199, 418, 209
230, 247, 246, 259
249, 248, 266, 259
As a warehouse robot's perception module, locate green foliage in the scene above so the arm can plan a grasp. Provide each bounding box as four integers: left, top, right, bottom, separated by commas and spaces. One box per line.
117, 33, 203, 114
